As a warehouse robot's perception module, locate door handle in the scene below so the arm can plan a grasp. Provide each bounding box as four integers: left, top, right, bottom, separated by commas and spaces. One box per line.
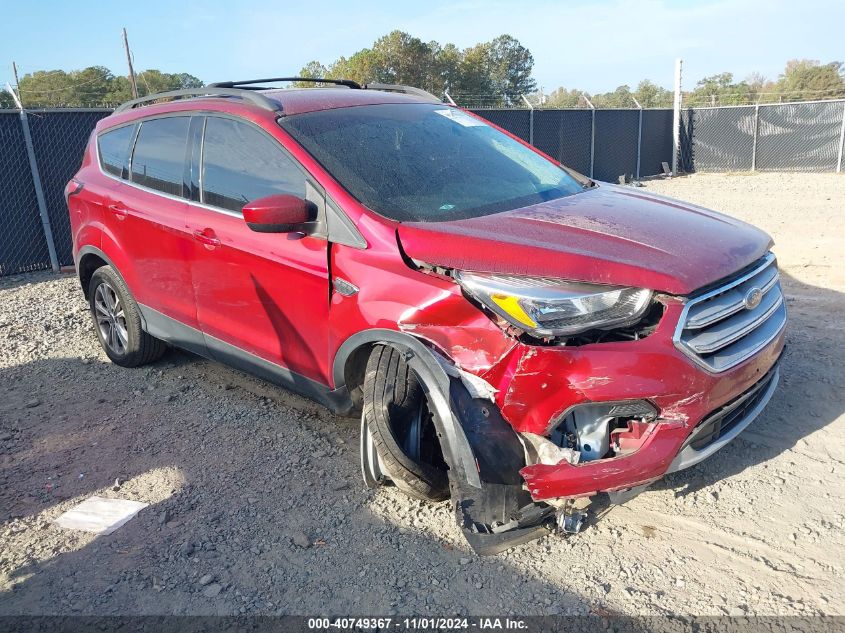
107, 203, 128, 220
193, 229, 221, 248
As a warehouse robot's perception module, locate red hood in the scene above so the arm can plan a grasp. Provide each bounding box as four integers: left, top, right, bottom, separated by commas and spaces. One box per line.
396, 184, 772, 295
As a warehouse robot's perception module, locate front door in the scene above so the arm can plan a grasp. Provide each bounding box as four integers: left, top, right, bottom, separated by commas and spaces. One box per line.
186, 115, 331, 385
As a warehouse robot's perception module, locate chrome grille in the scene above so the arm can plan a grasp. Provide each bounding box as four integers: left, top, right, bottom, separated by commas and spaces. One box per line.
674, 253, 786, 372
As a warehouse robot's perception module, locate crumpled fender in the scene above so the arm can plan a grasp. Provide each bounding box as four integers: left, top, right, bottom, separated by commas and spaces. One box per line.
333, 329, 550, 554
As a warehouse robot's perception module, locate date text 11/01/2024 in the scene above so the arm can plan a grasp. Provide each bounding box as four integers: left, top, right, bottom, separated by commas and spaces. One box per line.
307, 617, 528, 630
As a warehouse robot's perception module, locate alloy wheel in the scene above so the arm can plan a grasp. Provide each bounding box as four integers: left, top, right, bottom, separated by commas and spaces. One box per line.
94, 281, 128, 355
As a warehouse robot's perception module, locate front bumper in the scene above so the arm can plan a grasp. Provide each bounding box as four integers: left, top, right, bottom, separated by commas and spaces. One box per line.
479, 298, 786, 502
520, 363, 780, 499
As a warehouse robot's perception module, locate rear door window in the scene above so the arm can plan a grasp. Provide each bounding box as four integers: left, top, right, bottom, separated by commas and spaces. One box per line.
98, 124, 135, 178
130, 117, 190, 197
201, 116, 306, 213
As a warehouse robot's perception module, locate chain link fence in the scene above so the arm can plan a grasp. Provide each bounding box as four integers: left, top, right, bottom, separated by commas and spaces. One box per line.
0, 111, 50, 276
2, 100, 844, 277
471, 107, 675, 182
27, 110, 112, 265
0, 108, 109, 276
680, 99, 845, 172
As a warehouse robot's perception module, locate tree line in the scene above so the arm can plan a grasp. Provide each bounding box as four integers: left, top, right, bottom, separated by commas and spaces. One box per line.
541, 60, 845, 108
2, 30, 843, 109
0, 68, 203, 108
294, 31, 536, 103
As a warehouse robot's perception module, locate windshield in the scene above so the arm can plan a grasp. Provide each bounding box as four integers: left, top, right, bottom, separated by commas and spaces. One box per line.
279, 103, 587, 222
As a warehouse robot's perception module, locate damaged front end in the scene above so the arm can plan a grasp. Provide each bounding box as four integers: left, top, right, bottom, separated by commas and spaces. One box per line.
343, 240, 785, 554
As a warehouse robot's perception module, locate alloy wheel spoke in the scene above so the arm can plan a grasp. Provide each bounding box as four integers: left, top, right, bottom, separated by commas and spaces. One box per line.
114, 320, 129, 347
105, 287, 117, 312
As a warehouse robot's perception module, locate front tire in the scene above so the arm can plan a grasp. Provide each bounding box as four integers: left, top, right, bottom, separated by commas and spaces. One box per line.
88, 266, 166, 367
361, 345, 449, 502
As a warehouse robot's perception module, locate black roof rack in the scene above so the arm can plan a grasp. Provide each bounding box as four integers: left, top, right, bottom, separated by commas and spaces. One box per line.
209, 77, 442, 102
361, 83, 441, 102
209, 77, 362, 90
113, 87, 281, 114
113, 79, 444, 115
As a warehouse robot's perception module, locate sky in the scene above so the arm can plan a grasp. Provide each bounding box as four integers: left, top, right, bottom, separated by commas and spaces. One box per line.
2, 0, 843, 95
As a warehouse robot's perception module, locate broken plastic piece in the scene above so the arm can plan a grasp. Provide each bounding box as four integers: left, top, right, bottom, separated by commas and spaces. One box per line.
433, 352, 498, 402
519, 432, 580, 467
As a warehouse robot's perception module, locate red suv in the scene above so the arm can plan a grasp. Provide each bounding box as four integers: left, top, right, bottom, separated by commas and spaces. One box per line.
67, 78, 786, 554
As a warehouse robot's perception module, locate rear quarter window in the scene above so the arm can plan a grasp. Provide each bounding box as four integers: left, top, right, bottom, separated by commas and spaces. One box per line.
130, 117, 190, 197
97, 125, 135, 178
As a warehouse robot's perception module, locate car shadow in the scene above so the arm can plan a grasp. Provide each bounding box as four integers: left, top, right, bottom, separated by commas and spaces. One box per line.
1, 357, 616, 618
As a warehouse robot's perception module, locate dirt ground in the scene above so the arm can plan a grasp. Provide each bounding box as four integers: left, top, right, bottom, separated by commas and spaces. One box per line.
1, 172, 843, 616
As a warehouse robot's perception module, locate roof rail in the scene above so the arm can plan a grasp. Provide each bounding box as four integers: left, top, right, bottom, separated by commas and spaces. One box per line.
207, 77, 442, 102
113, 87, 281, 114
209, 77, 362, 90
362, 83, 442, 103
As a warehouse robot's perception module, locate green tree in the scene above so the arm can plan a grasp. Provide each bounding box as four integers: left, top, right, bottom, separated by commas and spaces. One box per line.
69, 66, 114, 106
434, 42, 462, 95
135, 69, 202, 96
330, 49, 380, 85
634, 79, 672, 108
541, 87, 583, 108
299, 31, 535, 105
775, 59, 845, 101
0, 88, 15, 108
592, 84, 635, 108
456, 43, 494, 102
369, 30, 434, 88
18, 69, 74, 107
16, 66, 204, 106
294, 61, 331, 86
487, 35, 536, 100
688, 72, 754, 106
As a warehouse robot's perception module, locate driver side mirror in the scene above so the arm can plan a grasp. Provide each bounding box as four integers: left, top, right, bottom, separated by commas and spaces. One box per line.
243, 194, 314, 233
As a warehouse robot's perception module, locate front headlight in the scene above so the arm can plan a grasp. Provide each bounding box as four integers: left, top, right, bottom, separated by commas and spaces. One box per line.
454, 272, 652, 338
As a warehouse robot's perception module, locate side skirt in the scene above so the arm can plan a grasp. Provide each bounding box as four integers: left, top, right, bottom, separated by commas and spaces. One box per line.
137, 304, 352, 415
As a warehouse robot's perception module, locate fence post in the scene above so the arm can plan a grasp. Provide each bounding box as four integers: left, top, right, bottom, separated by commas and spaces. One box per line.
671, 58, 682, 175
751, 103, 760, 171
582, 93, 596, 178
633, 96, 643, 181
7, 84, 60, 272
520, 94, 534, 146
837, 101, 845, 173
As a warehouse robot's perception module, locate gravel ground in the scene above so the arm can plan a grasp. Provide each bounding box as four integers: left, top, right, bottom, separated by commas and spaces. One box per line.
1, 172, 843, 616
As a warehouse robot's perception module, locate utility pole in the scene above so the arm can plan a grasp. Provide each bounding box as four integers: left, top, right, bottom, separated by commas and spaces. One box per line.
123, 27, 139, 99
12, 61, 22, 107
671, 58, 683, 176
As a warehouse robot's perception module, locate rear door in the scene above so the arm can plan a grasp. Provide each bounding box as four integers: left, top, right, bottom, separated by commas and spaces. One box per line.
186, 115, 331, 384
102, 115, 199, 334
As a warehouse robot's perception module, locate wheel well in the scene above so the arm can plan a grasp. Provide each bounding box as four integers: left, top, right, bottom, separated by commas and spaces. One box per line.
78, 253, 108, 299
343, 342, 375, 412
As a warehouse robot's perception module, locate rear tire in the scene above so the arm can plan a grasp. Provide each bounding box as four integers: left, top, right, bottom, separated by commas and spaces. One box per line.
88, 266, 166, 368
362, 345, 449, 502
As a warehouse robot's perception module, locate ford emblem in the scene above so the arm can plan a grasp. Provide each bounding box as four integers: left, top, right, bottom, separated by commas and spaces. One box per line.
744, 287, 763, 310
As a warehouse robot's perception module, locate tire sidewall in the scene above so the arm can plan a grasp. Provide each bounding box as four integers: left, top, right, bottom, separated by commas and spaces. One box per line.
363, 345, 449, 502
88, 267, 142, 365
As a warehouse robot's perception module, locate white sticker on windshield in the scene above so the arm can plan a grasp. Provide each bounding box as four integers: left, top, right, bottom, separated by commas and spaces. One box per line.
435, 109, 486, 127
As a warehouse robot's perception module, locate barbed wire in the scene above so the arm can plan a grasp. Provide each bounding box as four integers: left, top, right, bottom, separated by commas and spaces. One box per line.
5, 75, 845, 111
